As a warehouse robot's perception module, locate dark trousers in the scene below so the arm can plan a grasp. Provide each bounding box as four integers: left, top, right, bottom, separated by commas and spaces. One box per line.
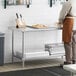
64, 31, 76, 63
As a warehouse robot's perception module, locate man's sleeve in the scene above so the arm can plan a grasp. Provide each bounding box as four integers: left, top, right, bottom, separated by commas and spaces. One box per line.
59, 2, 71, 23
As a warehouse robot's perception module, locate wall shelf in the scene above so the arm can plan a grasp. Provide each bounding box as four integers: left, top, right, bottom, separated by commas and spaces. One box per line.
48, 0, 67, 7
4, 0, 32, 9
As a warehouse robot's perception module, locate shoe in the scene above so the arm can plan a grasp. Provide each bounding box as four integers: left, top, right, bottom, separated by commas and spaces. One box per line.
60, 61, 72, 67
60, 62, 71, 67
72, 60, 75, 64
64, 62, 72, 65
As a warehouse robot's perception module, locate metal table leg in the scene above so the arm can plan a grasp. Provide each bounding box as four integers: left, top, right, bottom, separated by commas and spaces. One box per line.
22, 32, 25, 67
12, 30, 14, 63
71, 72, 74, 76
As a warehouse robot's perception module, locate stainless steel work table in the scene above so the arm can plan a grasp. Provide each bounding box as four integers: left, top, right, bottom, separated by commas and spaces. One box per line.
63, 64, 76, 76
8, 26, 62, 67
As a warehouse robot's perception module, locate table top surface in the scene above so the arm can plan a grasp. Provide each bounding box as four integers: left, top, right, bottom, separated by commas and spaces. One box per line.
8, 26, 62, 32
63, 64, 76, 73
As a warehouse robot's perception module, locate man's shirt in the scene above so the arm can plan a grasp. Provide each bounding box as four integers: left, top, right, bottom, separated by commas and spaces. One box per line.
59, 1, 76, 30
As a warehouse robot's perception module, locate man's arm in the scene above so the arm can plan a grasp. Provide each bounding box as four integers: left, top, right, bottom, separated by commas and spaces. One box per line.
59, 2, 71, 24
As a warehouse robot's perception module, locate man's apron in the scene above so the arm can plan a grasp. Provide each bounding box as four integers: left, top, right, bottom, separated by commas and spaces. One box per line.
62, 17, 74, 43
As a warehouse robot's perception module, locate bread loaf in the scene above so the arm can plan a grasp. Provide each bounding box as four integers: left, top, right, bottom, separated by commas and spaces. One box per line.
32, 24, 48, 29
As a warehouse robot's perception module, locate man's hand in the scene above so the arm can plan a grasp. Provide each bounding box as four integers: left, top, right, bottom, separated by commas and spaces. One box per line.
56, 22, 63, 29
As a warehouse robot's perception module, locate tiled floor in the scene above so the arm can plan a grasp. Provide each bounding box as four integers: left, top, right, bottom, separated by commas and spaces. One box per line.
0, 58, 64, 72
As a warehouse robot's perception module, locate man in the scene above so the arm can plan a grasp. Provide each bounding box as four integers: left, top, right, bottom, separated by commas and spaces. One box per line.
58, 0, 76, 64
